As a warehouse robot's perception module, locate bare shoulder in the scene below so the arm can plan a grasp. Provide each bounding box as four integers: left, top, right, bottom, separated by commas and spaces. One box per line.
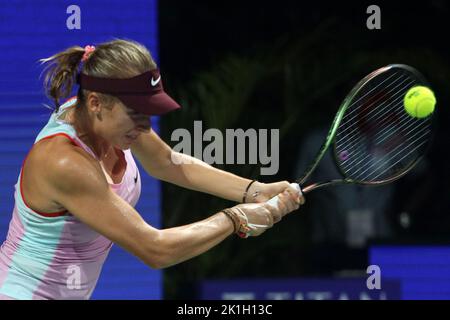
31, 135, 107, 196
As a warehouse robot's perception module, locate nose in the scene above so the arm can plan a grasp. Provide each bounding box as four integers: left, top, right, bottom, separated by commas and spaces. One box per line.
136, 117, 151, 133
137, 125, 151, 133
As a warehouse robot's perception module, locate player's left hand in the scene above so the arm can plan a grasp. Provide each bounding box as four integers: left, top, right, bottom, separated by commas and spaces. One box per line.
245, 181, 305, 206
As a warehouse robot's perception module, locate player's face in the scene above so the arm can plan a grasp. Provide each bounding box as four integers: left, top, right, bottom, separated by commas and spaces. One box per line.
99, 100, 151, 149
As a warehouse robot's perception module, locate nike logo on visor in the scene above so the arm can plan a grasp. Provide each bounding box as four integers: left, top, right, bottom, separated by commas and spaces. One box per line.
151, 76, 161, 86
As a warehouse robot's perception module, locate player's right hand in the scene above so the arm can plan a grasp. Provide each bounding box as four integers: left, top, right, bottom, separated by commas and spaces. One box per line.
268, 188, 302, 219
230, 191, 301, 237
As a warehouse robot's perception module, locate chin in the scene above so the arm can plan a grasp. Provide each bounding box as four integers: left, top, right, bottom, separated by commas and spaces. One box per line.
115, 142, 131, 150
117, 137, 136, 150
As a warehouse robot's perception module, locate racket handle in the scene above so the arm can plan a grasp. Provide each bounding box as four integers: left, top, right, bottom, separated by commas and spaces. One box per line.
266, 183, 301, 209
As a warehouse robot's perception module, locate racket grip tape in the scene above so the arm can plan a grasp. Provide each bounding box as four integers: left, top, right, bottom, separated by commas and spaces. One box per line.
266, 183, 301, 209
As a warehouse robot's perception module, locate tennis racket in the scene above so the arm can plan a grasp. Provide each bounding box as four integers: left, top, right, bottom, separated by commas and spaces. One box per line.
267, 64, 435, 208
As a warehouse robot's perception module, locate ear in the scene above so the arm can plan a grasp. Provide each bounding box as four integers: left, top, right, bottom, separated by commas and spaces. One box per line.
85, 92, 102, 114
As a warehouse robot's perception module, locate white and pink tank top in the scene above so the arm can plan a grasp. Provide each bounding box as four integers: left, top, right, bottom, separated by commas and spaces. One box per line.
0, 97, 142, 299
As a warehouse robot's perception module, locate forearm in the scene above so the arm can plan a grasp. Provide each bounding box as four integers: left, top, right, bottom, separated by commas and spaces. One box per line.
131, 131, 253, 202
156, 151, 252, 202
155, 211, 234, 268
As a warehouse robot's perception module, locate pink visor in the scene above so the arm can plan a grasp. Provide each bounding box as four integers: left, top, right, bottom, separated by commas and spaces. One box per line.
77, 69, 181, 116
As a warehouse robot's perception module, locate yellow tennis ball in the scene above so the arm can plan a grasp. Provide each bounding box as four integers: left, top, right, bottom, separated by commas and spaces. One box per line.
404, 86, 436, 118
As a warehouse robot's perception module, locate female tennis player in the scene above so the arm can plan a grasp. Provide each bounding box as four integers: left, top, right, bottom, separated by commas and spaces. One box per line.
0, 39, 303, 300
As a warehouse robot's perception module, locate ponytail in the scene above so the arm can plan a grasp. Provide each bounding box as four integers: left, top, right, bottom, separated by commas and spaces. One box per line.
40, 46, 85, 112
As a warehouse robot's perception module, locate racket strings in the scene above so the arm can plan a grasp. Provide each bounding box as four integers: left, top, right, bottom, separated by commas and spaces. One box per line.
337, 79, 418, 166
333, 68, 432, 183
337, 73, 412, 141
341, 118, 429, 178
339, 72, 400, 126
336, 79, 414, 154
336, 74, 414, 163
348, 124, 430, 181
344, 104, 430, 170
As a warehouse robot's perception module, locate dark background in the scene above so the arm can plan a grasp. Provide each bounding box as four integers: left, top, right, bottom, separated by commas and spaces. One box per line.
158, 1, 450, 298
160, 1, 450, 79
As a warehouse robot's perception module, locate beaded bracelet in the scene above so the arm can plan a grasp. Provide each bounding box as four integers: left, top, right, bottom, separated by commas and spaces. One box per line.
221, 208, 251, 238
222, 209, 238, 233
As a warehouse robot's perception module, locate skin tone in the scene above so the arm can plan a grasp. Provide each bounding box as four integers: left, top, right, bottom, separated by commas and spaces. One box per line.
67, 92, 151, 159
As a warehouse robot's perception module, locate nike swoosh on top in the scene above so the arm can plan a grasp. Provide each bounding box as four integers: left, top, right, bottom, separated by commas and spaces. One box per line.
151, 76, 161, 86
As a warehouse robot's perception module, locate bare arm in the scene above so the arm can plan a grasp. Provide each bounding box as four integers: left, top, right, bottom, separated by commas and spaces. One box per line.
131, 130, 305, 204
47, 144, 234, 269
131, 130, 254, 202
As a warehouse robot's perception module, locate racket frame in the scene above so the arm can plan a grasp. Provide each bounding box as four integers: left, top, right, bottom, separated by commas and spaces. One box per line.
299, 64, 433, 193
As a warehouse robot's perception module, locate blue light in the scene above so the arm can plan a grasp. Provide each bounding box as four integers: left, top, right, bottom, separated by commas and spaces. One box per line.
0, 0, 162, 300
370, 245, 450, 299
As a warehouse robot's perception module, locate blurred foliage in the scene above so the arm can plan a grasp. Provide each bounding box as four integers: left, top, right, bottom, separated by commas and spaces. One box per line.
159, 18, 450, 298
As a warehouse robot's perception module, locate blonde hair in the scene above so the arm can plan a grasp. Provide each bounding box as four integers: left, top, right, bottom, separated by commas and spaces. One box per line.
40, 39, 157, 112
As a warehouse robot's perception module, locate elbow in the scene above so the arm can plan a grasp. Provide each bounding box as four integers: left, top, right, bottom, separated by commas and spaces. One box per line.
142, 254, 165, 269
146, 260, 167, 270
141, 231, 175, 270
145, 254, 171, 270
